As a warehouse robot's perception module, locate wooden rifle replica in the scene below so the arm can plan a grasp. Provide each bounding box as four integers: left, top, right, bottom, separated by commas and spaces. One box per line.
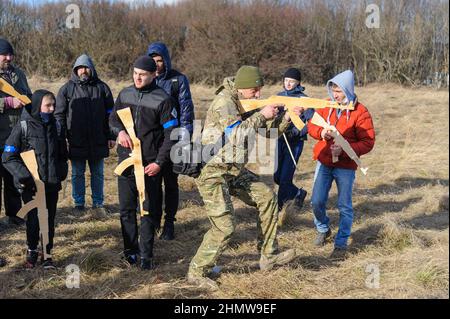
0, 78, 31, 104
113, 107, 148, 216
239, 96, 354, 131
16, 150, 51, 260
310, 112, 368, 175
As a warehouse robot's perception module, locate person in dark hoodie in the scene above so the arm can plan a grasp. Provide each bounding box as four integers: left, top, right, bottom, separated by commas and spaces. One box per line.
308, 70, 375, 260
275, 68, 314, 227
147, 42, 195, 240
55, 54, 114, 215
109, 56, 178, 270
2, 90, 68, 269
0, 38, 32, 226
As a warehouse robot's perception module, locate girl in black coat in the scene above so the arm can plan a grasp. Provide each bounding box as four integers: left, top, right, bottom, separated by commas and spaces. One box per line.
2, 90, 68, 269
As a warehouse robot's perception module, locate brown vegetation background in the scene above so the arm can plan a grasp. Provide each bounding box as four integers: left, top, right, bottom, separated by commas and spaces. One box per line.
1, 0, 449, 86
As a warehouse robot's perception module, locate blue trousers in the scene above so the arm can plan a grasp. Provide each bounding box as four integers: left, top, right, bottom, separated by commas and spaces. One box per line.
274, 137, 304, 209
71, 158, 104, 207
311, 162, 355, 248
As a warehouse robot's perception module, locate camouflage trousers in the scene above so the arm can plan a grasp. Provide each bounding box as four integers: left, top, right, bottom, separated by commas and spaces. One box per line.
189, 165, 279, 276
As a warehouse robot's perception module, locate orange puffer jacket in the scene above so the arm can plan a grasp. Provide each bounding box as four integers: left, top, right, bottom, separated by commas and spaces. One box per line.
308, 102, 375, 170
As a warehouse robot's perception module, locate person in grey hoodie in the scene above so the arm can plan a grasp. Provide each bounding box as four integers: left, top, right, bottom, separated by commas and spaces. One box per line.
308, 70, 375, 260
55, 54, 115, 214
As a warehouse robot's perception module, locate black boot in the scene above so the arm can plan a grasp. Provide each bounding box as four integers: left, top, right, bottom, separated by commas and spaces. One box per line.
159, 220, 175, 240
140, 258, 155, 270
0, 256, 6, 267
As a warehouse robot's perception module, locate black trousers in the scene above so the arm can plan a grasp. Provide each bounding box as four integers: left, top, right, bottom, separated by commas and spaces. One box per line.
162, 162, 179, 223
22, 190, 58, 255
0, 153, 22, 217
118, 172, 163, 260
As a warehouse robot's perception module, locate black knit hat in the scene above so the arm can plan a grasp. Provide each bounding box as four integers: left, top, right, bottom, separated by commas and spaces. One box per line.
0, 38, 14, 55
133, 55, 156, 73
283, 68, 301, 82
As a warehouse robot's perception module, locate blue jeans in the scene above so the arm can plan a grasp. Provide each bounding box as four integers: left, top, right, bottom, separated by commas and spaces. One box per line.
274, 137, 304, 209
71, 159, 104, 208
311, 162, 355, 248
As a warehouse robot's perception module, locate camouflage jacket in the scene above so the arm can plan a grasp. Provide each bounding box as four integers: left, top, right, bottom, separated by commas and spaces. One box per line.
201, 77, 290, 175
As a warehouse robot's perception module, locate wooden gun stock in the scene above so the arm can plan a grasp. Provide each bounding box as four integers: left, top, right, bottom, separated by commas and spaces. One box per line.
238, 95, 354, 131
16, 150, 51, 260
114, 108, 148, 216
310, 112, 368, 175
0, 78, 31, 105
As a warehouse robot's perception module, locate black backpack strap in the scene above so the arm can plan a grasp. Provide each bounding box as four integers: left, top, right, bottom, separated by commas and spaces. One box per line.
65, 81, 77, 103
20, 120, 28, 149
170, 77, 179, 101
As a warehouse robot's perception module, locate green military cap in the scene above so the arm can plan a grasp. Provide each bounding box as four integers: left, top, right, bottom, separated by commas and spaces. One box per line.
234, 66, 264, 89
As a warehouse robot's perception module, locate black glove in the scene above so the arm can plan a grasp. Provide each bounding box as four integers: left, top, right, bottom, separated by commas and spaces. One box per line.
18, 176, 36, 193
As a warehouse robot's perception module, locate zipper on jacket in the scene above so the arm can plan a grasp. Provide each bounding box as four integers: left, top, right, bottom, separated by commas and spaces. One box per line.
135, 92, 143, 134
44, 124, 49, 183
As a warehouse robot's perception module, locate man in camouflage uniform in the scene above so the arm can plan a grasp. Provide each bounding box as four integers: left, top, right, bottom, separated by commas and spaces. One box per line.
187, 66, 300, 290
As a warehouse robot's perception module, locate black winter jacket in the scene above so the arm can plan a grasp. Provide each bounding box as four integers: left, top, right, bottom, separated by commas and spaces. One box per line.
109, 81, 177, 168
54, 54, 114, 160
2, 90, 68, 193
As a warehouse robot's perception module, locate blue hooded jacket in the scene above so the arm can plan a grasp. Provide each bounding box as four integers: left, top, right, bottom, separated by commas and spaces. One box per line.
147, 42, 194, 140
277, 85, 314, 140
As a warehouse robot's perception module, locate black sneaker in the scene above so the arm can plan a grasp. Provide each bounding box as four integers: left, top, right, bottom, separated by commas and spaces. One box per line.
140, 258, 155, 270
329, 247, 348, 261
0, 256, 6, 267
25, 249, 39, 269
159, 221, 175, 240
41, 258, 57, 270
294, 188, 307, 210
74, 205, 85, 212
125, 254, 138, 266
8, 216, 25, 226
313, 229, 332, 246
0, 221, 8, 232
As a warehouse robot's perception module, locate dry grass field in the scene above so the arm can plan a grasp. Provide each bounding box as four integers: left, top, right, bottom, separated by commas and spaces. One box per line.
0, 77, 448, 299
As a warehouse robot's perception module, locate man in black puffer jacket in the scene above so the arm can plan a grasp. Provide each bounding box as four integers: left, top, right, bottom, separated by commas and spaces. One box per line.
148, 42, 195, 240
2, 90, 68, 269
55, 54, 114, 213
109, 56, 178, 270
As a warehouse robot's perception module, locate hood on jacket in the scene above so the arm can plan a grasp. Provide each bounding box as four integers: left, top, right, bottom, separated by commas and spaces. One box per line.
25, 89, 55, 121
147, 42, 172, 79
215, 76, 238, 101
281, 85, 306, 97
326, 70, 356, 104
71, 54, 98, 83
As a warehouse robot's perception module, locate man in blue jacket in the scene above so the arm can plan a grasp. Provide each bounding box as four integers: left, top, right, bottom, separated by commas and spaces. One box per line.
147, 42, 195, 240
275, 68, 314, 227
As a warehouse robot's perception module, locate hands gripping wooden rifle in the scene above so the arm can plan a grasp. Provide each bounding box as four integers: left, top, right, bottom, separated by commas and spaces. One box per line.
0, 78, 31, 104
310, 112, 369, 175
